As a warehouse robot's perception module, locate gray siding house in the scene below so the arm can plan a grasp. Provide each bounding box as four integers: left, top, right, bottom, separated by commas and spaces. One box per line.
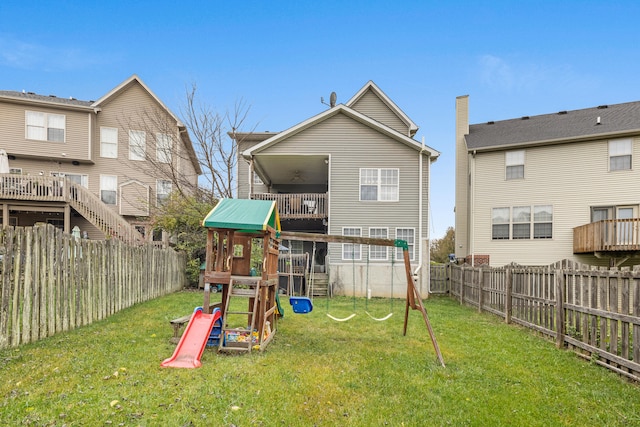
236, 81, 439, 297
0, 75, 201, 244
455, 95, 640, 267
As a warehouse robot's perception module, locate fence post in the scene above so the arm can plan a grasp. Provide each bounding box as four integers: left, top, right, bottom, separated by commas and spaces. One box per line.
555, 268, 565, 348
460, 266, 465, 305
478, 267, 484, 313
505, 267, 512, 324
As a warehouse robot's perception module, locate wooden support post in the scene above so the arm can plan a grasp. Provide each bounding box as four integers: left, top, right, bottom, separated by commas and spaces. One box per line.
402, 248, 445, 367
555, 269, 565, 349
505, 267, 512, 324
478, 267, 484, 313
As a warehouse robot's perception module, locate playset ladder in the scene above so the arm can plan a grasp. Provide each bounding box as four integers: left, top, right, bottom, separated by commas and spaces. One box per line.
218, 277, 261, 353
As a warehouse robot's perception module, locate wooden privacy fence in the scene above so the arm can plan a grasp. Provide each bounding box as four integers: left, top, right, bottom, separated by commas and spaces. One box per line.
431, 260, 640, 381
0, 224, 187, 350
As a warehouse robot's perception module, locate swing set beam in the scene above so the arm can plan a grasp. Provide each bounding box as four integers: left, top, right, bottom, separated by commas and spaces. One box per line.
278, 231, 445, 367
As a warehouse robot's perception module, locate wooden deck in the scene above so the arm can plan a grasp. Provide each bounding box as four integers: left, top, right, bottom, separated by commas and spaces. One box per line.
250, 192, 327, 220
573, 219, 640, 253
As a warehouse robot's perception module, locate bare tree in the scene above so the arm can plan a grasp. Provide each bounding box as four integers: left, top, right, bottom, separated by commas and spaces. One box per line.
180, 84, 255, 200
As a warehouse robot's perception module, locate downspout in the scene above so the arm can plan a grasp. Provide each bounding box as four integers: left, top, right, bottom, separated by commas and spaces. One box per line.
248, 158, 254, 199
416, 136, 426, 293
470, 150, 476, 266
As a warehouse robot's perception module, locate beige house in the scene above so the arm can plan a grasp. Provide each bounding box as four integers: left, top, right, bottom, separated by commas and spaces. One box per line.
236, 81, 440, 297
455, 95, 640, 267
0, 75, 201, 244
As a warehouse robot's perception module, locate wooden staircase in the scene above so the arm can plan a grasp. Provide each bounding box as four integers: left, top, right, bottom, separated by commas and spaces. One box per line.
309, 272, 329, 297
68, 182, 145, 245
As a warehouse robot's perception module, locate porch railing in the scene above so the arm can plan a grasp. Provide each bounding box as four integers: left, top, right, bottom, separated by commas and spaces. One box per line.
0, 175, 145, 245
250, 193, 327, 219
573, 219, 640, 253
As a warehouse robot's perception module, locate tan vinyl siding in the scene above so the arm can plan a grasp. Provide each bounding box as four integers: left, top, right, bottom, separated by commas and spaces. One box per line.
237, 139, 267, 198
0, 101, 91, 159
471, 136, 640, 267
350, 90, 409, 135
260, 113, 429, 266
93, 82, 188, 216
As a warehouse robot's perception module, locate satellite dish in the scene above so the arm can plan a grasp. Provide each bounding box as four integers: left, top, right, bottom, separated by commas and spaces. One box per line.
329, 92, 337, 107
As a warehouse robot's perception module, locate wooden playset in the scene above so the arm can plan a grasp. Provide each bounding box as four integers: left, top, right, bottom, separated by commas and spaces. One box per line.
200, 198, 281, 353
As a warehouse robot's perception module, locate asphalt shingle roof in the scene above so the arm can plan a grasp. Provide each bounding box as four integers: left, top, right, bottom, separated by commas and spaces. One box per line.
466, 100, 640, 150
0, 90, 93, 107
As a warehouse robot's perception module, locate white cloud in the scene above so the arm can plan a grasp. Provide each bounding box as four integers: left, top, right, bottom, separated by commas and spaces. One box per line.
0, 35, 115, 71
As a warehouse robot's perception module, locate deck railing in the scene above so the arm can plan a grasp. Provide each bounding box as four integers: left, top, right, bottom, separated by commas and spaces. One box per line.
0, 175, 145, 245
573, 219, 640, 253
250, 193, 327, 219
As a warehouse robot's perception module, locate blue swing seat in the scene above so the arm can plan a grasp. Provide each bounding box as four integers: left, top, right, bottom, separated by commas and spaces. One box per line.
289, 296, 313, 314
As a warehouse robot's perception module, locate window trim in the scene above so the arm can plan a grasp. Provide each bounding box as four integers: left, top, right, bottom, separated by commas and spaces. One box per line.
100, 127, 118, 158
492, 205, 553, 240
359, 168, 399, 202
609, 138, 632, 171
156, 179, 172, 206
342, 227, 362, 260
395, 227, 415, 262
368, 227, 389, 261
25, 111, 66, 143
156, 133, 172, 164
129, 130, 146, 161
100, 175, 117, 205
505, 150, 525, 180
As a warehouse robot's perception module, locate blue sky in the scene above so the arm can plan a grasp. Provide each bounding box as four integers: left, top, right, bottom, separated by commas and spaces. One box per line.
1, 0, 639, 239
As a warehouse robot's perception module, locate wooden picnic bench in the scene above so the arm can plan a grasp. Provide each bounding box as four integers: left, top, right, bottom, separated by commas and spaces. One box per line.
169, 303, 221, 344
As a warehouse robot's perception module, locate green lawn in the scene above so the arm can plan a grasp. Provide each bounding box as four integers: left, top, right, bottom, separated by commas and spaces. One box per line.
1, 291, 639, 426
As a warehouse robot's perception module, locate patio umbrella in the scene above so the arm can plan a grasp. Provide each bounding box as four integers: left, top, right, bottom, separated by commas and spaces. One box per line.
0, 150, 9, 174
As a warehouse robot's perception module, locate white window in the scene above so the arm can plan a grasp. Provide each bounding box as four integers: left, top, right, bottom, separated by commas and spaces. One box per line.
505, 150, 524, 180
609, 138, 632, 171
100, 175, 117, 205
342, 227, 361, 260
360, 168, 399, 201
157, 180, 172, 205
9, 168, 21, 175
290, 240, 303, 255
100, 127, 118, 158
369, 228, 388, 260
395, 228, 415, 261
492, 207, 510, 240
512, 206, 531, 239
253, 173, 264, 185
156, 133, 172, 163
26, 111, 65, 142
129, 130, 146, 161
533, 205, 553, 239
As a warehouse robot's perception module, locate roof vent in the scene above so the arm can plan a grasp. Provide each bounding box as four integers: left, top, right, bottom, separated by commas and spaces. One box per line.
27, 92, 35, 95
597, 105, 608, 109
487, 121, 495, 125
521, 116, 530, 120
558, 110, 567, 115
48, 95, 56, 98
596, 116, 601, 125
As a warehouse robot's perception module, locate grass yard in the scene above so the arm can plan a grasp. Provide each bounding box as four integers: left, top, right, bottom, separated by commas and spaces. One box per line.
1, 291, 640, 426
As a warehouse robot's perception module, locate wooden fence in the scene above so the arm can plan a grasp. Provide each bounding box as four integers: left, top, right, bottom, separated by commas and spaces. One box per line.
0, 224, 186, 350
430, 260, 640, 381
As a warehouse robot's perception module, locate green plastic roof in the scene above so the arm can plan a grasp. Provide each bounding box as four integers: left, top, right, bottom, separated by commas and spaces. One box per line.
202, 198, 281, 232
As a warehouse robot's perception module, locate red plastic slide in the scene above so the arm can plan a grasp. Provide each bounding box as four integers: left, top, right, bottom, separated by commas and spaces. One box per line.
161, 308, 221, 368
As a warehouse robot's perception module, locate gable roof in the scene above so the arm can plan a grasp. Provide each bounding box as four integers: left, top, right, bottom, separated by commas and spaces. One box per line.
346, 80, 419, 136
466, 100, 640, 151
202, 198, 281, 232
243, 104, 439, 159
92, 74, 184, 127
